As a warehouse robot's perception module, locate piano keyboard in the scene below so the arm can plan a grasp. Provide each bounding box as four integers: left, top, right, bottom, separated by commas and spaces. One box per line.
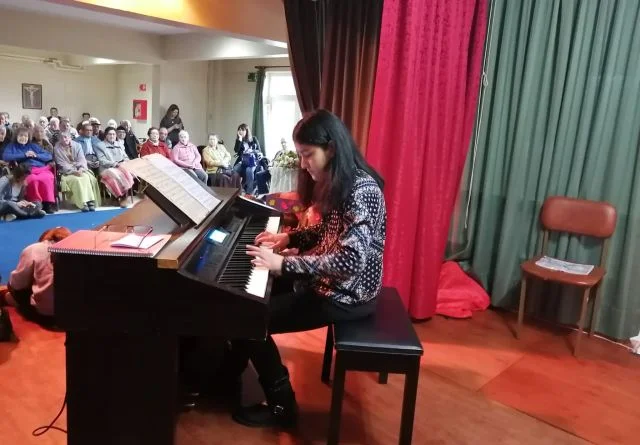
218, 216, 280, 297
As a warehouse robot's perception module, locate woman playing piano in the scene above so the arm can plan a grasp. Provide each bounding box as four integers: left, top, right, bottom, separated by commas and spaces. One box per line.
232, 109, 387, 428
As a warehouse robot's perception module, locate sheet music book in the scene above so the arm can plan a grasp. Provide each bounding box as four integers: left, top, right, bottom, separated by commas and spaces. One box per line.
535, 256, 594, 275
122, 154, 220, 225
49, 230, 171, 258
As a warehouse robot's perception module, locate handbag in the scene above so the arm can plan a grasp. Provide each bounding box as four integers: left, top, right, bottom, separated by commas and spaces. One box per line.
241, 152, 256, 167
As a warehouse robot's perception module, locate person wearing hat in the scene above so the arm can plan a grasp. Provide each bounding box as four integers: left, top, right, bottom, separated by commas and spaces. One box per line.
89, 117, 104, 141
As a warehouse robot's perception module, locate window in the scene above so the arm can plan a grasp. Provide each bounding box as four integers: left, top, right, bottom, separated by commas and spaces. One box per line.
263, 71, 301, 159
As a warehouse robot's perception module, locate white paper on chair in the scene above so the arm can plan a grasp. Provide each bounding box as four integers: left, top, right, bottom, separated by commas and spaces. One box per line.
630, 331, 640, 355
535, 256, 594, 275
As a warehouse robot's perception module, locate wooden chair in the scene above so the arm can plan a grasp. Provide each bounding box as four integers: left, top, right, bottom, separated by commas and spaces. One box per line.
517, 196, 617, 355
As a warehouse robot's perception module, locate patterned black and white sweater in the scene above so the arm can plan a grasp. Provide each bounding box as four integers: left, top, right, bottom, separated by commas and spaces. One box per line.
281, 169, 386, 305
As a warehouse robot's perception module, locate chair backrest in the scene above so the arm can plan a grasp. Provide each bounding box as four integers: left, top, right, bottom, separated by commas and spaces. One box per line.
541, 196, 617, 238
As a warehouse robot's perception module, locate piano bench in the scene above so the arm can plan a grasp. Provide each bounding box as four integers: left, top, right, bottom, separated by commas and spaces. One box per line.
320, 287, 424, 445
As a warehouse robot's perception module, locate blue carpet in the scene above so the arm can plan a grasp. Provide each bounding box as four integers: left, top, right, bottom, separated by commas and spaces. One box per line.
0, 209, 125, 283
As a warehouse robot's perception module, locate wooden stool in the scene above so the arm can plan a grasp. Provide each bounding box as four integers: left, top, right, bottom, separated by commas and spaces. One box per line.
321, 287, 424, 445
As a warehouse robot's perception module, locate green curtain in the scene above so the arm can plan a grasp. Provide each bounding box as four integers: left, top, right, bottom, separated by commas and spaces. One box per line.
252, 68, 266, 155
456, 0, 640, 339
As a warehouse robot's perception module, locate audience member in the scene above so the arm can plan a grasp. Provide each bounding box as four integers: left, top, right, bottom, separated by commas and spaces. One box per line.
74, 121, 101, 173
2, 227, 72, 326
171, 130, 207, 183
119, 120, 138, 160
0, 163, 46, 221
48, 107, 59, 121
23, 118, 35, 135
233, 123, 262, 193
115, 126, 127, 150
47, 117, 61, 145
59, 117, 78, 139
81, 112, 91, 122
160, 104, 183, 147
90, 117, 104, 141
54, 132, 100, 211
2, 126, 56, 213
106, 119, 118, 130
21, 115, 30, 125
32, 125, 54, 153
159, 127, 172, 149
0, 126, 9, 160
202, 133, 240, 187
38, 116, 49, 128
139, 127, 170, 158
95, 127, 134, 207
1, 112, 11, 127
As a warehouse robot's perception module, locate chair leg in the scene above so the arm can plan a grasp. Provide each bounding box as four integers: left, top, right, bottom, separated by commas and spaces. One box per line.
321, 325, 334, 384
327, 353, 346, 445
399, 359, 420, 445
516, 277, 527, 339
575, 287, 591, 356
378, 372, 388, 384
589, 283, 603, 337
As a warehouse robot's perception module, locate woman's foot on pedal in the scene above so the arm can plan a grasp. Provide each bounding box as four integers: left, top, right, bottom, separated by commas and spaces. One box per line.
43, 203, 56, 214
87, 201, 96, 212
81, 204, 90, 212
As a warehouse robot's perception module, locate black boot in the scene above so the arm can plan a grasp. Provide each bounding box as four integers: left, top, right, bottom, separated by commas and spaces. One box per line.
232, 375, 298, 428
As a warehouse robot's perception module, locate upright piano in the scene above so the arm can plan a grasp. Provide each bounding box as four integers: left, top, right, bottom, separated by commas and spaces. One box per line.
52, 187, 282, 445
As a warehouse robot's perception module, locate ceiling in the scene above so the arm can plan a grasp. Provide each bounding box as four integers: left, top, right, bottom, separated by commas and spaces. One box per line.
0, 44, 131, 67
0, 0, 190, 35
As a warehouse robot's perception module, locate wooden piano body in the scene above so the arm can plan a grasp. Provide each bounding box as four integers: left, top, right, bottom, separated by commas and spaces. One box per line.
52, 187, 281, 445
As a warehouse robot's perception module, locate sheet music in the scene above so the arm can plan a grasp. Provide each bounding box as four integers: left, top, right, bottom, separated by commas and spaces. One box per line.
145, 155, 220, 210
535, 256, 594, 275
123, 156, 219, 224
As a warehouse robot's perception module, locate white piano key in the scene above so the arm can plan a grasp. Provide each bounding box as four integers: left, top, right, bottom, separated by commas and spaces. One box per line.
265, 216, 280, 234
245, 216, 280, 298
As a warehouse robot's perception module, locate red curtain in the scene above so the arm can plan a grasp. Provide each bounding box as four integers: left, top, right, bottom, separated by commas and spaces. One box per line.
366, 0, 487, 318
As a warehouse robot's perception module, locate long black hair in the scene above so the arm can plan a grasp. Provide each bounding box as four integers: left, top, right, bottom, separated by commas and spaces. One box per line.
237, 123, 253, 143
293, 109, 383, 213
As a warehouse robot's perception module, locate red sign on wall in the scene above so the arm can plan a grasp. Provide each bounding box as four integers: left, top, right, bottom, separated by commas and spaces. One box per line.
133, 99, 147, 120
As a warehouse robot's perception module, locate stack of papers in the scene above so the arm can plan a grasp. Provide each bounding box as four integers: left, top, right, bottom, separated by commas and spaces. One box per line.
535, 256, 594, 275
111, 233, 167, 250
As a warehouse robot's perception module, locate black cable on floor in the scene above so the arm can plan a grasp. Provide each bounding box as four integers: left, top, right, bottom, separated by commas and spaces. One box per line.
32, 394, 67, 436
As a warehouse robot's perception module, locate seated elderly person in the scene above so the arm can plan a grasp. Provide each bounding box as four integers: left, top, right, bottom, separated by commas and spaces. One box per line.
95, 126, 134, 207
0, 227, 72, 326
74, 121, 102, 174
59, 116, 78, 139
2, 126, 56, 213
90, 117, 104, 141
202, 133, 241, 187
171, 130, 207, 183
159, 127, 173, 149
140, 127, 170, 158
46, 117, 61, 145
32, 125, 54, 153
54, 132, 100, 211
38, 116, 49, 128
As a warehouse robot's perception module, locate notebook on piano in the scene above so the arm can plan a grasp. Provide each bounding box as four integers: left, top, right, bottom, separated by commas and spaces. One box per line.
49, 230, 171, 258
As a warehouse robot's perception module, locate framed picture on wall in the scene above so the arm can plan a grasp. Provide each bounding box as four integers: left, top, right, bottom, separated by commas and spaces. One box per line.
22, 83, 43, 110
133, 99, 147, 120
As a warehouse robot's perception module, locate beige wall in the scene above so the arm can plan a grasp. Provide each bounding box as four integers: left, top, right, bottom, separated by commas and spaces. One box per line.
158, 61, 209, 146
0, 57, 117, 127
116, 65, 154, 137
208, 57, 290, 152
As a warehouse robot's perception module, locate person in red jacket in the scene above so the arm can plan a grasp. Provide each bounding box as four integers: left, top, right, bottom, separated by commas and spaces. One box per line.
139, 127, 170, 159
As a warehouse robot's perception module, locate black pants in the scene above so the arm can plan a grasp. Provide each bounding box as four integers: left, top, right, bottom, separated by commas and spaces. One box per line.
229, 279, 377, 387
7, 284, 55, 327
